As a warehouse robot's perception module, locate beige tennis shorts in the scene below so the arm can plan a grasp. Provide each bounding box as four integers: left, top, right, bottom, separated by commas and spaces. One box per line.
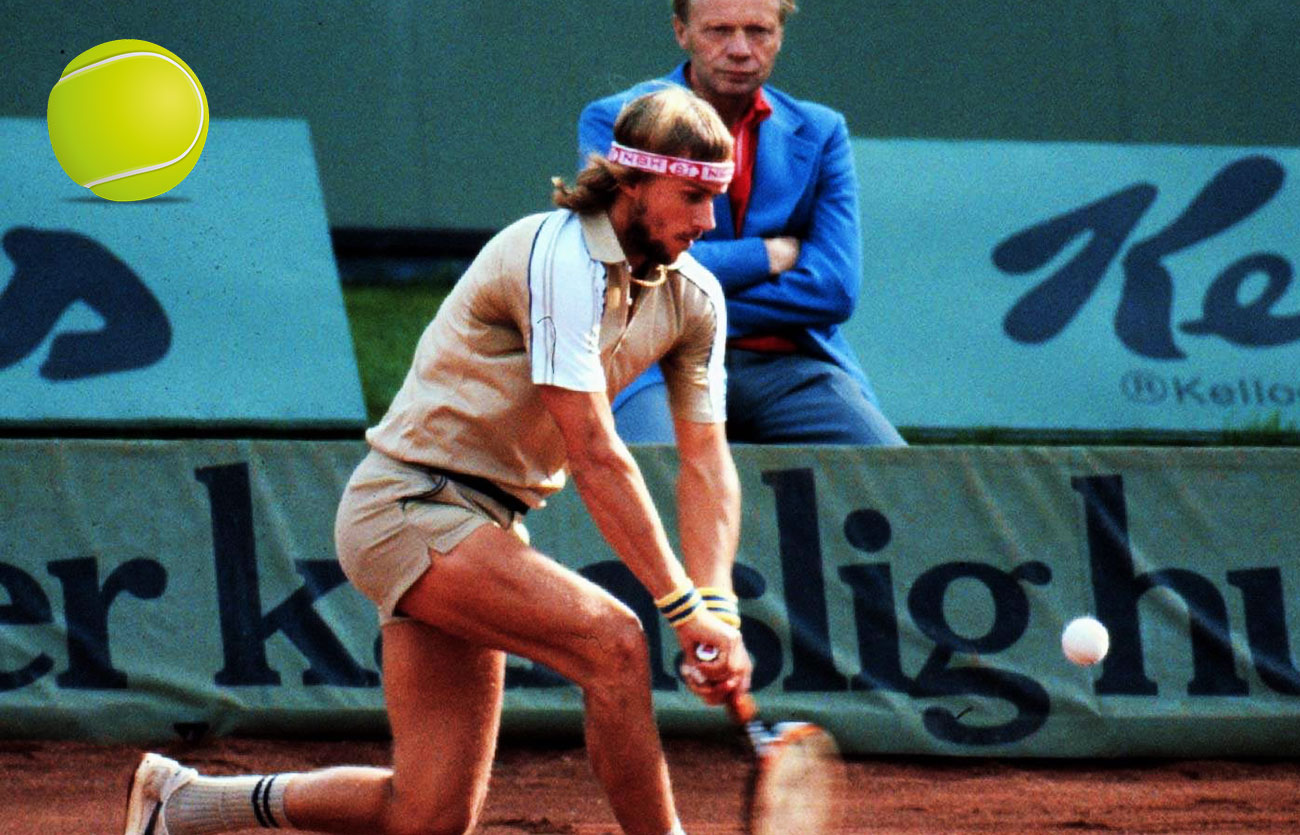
335, 449, 529, 625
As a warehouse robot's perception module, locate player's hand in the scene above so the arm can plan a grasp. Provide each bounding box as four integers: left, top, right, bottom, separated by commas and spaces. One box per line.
763, 236, 801, 274
674, 612, 751, 705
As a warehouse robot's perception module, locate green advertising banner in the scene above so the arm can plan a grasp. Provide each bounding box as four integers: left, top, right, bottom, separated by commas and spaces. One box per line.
0, 118, 365, 431
847, 138, 1300, 440
2, 440, 1299, 757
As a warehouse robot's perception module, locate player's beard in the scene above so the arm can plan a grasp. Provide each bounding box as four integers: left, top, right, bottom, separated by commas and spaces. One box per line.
622, 201, 674, 276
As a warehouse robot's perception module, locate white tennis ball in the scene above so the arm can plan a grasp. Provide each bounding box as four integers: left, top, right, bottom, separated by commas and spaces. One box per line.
1062, 616, 1109, 666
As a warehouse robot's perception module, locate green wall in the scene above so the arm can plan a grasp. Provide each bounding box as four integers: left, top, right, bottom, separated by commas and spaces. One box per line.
6, 1, 1298, 229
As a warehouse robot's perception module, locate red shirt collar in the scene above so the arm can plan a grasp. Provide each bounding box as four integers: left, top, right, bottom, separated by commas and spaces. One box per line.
739, 87, 773, 127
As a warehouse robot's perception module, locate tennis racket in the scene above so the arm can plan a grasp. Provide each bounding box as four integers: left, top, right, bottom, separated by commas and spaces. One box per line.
693, 646, 844, 834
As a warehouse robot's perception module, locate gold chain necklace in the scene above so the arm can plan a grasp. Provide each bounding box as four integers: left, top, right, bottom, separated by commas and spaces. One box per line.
629, 264, 668, 289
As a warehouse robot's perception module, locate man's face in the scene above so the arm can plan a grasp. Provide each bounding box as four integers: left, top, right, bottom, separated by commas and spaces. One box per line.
674, 0, 784, 104
623, 175, 723, 268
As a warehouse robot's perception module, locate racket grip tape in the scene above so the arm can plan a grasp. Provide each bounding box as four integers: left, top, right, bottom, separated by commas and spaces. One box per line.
693, 645, 758, 724
727, 691, 758, 724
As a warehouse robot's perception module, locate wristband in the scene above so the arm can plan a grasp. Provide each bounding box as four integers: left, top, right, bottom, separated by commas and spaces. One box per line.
699, 587, 741, 628
655, 584, 703, 628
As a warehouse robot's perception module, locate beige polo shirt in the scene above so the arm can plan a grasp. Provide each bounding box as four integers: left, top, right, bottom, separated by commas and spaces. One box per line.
365, 208, 728, 509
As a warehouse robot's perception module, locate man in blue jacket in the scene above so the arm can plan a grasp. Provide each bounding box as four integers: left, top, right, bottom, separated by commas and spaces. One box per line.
579, 0, 905, 446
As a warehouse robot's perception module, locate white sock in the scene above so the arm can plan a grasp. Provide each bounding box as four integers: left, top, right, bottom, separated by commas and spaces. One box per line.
164, 773, 297, 834
666, 821, 687, 835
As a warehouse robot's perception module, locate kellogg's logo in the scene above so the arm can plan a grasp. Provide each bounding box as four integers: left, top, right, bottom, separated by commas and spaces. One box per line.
994, 156, 1300, 360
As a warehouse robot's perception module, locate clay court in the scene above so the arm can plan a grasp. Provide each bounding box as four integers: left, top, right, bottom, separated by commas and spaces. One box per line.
7, 735, 1300, 833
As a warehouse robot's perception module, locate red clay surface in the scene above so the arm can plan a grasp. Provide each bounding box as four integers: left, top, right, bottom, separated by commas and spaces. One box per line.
5, 735, 1300, 833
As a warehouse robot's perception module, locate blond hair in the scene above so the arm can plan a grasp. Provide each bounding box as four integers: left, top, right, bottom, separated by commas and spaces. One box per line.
671, 0, 797, 24
553, 85, 733, 214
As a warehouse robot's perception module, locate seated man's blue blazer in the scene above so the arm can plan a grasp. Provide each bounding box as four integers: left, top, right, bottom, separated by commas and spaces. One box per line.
578, 63, 880, 410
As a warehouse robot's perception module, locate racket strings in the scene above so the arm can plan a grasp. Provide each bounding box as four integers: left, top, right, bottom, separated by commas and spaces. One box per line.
749, 725, 844, 835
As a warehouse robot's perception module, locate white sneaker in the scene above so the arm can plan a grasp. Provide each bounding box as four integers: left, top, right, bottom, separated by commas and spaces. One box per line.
123, 753, 198, 835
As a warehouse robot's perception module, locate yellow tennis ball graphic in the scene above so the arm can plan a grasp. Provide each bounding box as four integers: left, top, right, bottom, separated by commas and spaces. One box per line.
47, 39, 208, 202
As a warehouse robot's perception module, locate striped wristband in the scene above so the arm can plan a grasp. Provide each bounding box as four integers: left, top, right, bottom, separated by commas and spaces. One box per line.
699, 587, 741, 628
655, 584, 703, 628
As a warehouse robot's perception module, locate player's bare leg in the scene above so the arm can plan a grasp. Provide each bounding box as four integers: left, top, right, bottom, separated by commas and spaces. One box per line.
128, 522, 680, 835
132, 621, 504, 835
279, 620, 505, 834
394, 522, 680, 835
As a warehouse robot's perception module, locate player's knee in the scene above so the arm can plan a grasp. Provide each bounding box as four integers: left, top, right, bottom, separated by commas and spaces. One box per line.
580, 605, 651, 694
386, 801, 480, 835
380, 776, 487, 835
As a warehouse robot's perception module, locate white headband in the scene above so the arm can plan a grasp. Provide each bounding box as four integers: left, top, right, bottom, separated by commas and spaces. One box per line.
608, 142, 734, 186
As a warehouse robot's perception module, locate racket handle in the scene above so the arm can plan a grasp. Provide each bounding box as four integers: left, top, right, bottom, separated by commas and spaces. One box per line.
694, 645, 758, 725
727, 690, 758, 724
694, 644, 721, 662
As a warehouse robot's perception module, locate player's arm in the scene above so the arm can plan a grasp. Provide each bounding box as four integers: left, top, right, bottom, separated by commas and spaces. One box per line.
672, 416, 751, 702
664, 276, 740, 588
672, 417, 740, 597
539, 385, 684, 596
656, 279, 751, 699
538, 386, 741, 667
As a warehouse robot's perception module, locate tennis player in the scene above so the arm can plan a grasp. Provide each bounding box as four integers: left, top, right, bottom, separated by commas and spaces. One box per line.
123, 85, 752, 835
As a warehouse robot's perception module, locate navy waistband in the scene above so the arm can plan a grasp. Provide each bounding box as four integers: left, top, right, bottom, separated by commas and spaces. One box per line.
429, 468, 529, 516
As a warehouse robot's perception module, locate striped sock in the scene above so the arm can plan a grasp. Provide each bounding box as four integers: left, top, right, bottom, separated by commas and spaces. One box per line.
163, 773, 297, 834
